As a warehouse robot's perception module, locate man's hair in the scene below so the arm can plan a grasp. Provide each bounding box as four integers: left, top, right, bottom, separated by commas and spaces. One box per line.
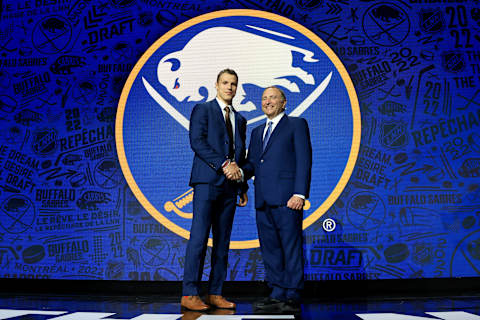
216, 68, 238, 83
264, 86, 286, 102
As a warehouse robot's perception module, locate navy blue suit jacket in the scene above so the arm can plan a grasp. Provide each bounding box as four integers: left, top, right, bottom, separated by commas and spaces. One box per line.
189, 99, 247, 190
244, 115, 312, 208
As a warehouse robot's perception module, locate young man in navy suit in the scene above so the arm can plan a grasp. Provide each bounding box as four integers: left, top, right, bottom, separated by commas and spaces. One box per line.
241, 86, 312, 313
181, 69, 248, 311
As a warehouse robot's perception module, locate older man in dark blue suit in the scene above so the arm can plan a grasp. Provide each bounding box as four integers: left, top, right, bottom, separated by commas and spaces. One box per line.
181, 69, 248, 311
242, 86, 312, 313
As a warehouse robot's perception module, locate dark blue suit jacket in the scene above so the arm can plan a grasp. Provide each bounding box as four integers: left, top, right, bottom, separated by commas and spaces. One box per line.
244, 115, 312, 208
189, 99, 247, 190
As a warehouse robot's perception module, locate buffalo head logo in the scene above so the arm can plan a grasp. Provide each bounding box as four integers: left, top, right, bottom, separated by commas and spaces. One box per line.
156, 26, 319, 112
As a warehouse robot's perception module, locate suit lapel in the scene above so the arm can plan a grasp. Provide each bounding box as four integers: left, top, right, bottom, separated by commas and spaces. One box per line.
256, 123, 266, 154
262, 115, 287, 155
233, 109, 241, 149
211, 100, 227, 135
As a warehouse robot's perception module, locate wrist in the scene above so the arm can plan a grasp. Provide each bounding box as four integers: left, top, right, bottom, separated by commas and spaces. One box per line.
222, 159, 231, 169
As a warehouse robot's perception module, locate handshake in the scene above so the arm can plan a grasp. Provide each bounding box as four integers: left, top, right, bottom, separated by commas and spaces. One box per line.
222, 161, 242, 181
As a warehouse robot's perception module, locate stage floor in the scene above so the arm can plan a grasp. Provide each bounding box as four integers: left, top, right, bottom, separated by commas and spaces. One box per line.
0, 293, 479, 320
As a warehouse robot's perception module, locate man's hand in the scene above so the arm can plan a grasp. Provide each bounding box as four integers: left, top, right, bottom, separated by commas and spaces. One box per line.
223, 161, 241, 181
287, 195, 304, 211
237, 193, 248, 207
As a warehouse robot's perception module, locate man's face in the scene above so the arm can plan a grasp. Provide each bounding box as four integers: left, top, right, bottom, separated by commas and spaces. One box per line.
262, 87, 286, 119
215, 72, 237, 104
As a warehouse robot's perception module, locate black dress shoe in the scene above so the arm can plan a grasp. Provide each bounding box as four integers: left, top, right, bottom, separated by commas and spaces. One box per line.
254, 297, 284, 311
280, 299, 301, 313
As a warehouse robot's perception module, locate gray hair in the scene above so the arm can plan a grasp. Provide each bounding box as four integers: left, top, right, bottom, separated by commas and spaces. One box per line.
263, 86, 286, 102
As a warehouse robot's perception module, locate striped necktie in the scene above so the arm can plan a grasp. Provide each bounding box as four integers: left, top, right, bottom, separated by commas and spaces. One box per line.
263, 121, 272, 151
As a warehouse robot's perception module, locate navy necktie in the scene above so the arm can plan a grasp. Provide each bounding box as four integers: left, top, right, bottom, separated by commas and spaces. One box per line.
263, 121, 272, 151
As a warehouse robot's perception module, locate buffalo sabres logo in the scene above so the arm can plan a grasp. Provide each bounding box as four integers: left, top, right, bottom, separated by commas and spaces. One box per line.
117, 10, 360, 249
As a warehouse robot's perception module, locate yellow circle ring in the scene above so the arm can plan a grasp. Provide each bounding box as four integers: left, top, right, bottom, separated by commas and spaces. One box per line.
116, 9, 361, 249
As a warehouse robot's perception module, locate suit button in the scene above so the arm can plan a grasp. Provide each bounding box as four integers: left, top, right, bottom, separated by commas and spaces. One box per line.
225, 141, 228, 144
260, 159, 264, 163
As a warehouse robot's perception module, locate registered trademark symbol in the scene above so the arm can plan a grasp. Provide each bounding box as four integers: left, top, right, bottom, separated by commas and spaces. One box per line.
322, 218, 336, 232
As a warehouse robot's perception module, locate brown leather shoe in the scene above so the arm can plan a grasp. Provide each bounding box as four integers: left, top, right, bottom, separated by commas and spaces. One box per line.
181, 311, 203, 320
180, 295, 209, 311
205, 295, 236, 309
211, 308, 235, 315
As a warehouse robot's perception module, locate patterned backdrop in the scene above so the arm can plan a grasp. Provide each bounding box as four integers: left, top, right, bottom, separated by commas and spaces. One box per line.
0, 0, 479, 281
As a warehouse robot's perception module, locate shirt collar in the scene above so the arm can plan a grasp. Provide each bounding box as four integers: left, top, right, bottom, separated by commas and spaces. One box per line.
216, 97, 231, 112
266, 112, 285, 127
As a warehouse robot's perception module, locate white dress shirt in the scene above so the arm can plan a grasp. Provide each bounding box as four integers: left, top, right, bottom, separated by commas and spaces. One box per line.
263, 112, 285, 140
216, 97, 235, 144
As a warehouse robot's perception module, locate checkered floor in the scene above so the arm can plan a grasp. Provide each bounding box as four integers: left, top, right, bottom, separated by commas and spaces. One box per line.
0, 292, 479, 319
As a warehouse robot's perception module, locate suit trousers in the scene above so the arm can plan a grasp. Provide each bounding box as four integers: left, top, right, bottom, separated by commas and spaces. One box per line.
182, 182, 237, 296
256, 204, 304, 301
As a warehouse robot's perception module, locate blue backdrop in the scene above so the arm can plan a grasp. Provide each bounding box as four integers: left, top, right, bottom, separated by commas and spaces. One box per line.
0, 0, 479, 281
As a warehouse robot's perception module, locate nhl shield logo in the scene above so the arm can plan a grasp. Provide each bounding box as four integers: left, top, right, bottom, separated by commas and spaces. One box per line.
380, 121, 407, 149
442, 51, 466, 73
419, 8, 445, 33
116, 10, 360, 249
31, 128, 57, 155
